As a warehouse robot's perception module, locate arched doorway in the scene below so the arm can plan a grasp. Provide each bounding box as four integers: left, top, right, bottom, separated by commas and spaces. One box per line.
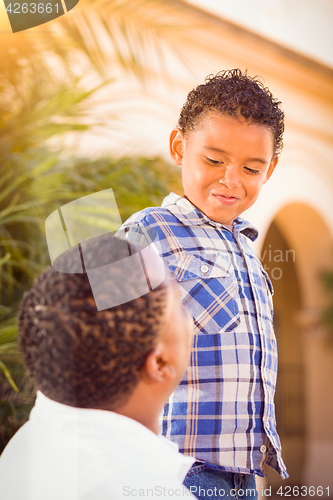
258, 202, 333, 490
261, 220, 305, 488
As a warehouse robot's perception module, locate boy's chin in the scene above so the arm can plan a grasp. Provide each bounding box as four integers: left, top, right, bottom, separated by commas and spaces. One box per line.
206, 206, 238, 226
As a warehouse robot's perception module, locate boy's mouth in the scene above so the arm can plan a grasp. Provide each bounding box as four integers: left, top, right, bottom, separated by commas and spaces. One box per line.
212, 193, 239, 206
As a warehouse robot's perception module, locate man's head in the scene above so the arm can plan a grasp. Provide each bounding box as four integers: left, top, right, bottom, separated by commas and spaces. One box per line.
18, 234, 193, 417
170, 69, 285, 227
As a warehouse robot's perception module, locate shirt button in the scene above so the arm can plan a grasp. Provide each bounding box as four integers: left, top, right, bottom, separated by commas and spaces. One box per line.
266, 421, 270, 429
201, 265, 209, 274
260, 445, 267, 454
263, 372, 267, 381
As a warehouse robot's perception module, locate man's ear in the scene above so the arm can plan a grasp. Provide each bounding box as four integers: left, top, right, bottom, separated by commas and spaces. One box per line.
142, 345, 176, 383
264, 155, 279, 184
170, 128, 185, 166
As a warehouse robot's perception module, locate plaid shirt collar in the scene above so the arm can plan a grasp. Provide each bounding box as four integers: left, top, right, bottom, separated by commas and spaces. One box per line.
162, 192, 258, 242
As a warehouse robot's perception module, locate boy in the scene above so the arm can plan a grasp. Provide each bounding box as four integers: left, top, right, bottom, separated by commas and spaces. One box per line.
0, 234, 195, 499
121, 69, 288, 499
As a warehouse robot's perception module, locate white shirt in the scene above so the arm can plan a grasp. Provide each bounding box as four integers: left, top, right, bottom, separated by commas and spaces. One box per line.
0, 392, 195, 499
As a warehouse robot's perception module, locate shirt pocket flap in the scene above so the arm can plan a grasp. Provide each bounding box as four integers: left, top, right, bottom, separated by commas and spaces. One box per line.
167, 252, 232, 281
261, 267, 274, 296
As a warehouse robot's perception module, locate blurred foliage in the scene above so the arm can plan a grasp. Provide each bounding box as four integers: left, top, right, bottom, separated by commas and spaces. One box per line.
0, 148, 181, 452
1, 0, 201, 77
0, 0, 196, 452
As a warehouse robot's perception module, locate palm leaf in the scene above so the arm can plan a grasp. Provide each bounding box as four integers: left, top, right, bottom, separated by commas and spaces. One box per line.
0, 362, 18, 393
0, 0, 192, 451
47, 0, 200, 79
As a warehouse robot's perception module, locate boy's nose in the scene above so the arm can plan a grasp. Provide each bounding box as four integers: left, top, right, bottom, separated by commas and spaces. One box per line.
219, 165, 241, 189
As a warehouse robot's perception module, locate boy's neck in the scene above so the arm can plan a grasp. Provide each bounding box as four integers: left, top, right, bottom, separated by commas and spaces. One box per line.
183, 195, 234, 231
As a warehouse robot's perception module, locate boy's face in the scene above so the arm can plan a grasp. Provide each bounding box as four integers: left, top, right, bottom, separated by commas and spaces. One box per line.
170, 112, 278, 228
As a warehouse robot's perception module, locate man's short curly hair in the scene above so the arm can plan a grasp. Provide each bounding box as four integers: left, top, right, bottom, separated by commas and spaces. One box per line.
178, 69, 285, 155
18, 234, 168, 409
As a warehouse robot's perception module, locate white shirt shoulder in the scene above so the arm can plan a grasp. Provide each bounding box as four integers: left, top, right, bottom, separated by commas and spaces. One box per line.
0, 392, 195, 500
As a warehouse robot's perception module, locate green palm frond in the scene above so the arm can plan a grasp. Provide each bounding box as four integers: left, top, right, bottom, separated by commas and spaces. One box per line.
65, 0, 200, 78
0, 0, 192, 451
0, 362, 18, 393
1, 0, 201, 84
0, 82, 106, 155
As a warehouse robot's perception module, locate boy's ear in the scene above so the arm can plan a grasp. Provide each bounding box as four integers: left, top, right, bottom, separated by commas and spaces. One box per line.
142, 344, 176, 383
170, 128, 184, 165
264, 155, 279, 184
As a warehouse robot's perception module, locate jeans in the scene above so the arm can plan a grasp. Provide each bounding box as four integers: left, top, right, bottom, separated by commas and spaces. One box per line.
184, 461, 258, 500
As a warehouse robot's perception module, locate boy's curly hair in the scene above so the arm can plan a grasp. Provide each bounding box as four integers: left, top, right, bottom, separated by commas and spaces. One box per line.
178, 69, 285, 155
18, 234, 168, 410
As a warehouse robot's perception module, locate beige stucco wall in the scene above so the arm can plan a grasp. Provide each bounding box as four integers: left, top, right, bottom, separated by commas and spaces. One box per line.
189, 0, 333, 69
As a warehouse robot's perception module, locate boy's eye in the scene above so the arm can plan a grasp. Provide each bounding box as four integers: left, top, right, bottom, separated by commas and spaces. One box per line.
244, 166, 261, 175
205, 157, 223, 166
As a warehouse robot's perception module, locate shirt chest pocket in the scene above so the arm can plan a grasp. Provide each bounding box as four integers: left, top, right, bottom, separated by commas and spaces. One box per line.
167, 252, 240, 334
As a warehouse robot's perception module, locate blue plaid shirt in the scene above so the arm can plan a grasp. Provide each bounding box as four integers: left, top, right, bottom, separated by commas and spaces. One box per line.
121, 193, 288, 479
